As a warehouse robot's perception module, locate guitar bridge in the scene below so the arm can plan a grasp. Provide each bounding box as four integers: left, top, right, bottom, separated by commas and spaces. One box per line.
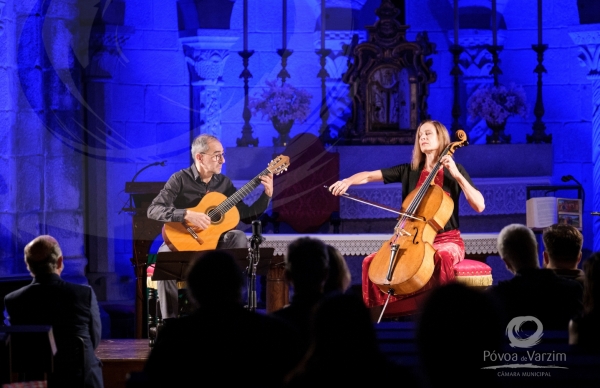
394, 227, 411, 237
185, 225, 204, 245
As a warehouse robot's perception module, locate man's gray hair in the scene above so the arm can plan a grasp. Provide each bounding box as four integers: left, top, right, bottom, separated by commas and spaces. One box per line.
191, 134, 219, 159
497, 223, 539, 270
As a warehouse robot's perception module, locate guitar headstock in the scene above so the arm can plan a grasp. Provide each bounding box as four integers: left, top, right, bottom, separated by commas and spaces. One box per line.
268, 155, 290, 175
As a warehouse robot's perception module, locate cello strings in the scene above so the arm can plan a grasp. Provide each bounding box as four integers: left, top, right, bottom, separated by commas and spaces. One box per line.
403, 143, 452, 218
391, 144, 452, 241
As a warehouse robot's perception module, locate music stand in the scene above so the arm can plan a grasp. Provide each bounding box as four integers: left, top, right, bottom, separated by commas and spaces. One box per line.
152, 248, 275, 282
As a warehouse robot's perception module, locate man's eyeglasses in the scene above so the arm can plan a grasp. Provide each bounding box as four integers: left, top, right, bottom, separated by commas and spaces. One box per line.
201, 152, 226, 161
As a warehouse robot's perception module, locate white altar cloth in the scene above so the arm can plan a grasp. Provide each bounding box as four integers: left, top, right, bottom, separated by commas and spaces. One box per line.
249, 233, 499, 258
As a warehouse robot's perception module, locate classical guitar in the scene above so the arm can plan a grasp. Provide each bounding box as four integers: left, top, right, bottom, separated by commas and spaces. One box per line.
162, 155, 290, 252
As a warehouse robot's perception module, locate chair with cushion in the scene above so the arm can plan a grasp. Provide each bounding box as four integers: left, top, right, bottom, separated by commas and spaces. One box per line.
454, 258, 493, 288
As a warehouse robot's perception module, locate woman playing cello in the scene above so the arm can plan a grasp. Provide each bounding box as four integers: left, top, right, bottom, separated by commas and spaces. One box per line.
328, 120, 485, 315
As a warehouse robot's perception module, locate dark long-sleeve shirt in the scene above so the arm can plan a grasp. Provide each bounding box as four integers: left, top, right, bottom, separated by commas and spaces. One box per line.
147, 164, 271, 224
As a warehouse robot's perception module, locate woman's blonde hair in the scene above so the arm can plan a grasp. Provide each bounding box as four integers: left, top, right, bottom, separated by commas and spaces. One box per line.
411, 120, 451, 170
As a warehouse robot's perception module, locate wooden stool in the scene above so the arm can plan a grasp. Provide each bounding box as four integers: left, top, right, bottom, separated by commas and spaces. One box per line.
454, 259, 493, 287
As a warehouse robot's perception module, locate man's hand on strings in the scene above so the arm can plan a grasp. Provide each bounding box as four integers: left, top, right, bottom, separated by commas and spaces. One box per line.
184, 210, 211, 232
261, 173, 274, 197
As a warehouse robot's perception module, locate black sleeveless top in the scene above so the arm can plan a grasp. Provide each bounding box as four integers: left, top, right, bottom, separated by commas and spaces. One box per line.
380, 162, 476, 232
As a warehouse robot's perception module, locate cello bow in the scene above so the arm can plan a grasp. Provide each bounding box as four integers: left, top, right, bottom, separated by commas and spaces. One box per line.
323, 186, 424, 222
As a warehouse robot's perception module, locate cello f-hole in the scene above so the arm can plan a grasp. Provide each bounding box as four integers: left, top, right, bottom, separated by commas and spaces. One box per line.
412, 227, 419, 244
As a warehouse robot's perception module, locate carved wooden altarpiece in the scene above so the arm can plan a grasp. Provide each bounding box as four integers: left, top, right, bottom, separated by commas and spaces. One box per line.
340, 0, 436, 145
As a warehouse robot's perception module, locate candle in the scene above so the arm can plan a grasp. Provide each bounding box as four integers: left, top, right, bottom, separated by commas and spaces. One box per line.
321, 0, 325, 50
454, 0, 459, 45
492, 0, 497, 47
537, 0, 542, 45
243, 0, 248, 51
282, 0, 287, 50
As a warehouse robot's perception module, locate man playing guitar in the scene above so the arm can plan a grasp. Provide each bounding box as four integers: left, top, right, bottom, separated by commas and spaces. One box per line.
147, 134, 274, 320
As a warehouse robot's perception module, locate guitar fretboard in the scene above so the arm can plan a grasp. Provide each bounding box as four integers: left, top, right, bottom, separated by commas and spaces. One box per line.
208, 167, 270, 218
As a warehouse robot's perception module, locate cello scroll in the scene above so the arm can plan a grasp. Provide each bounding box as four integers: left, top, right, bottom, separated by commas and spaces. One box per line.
445, 129, 468, 158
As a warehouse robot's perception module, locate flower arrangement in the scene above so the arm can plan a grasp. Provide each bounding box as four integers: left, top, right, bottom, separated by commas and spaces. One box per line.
467, 83, 528, 126
248, 79, 313, 124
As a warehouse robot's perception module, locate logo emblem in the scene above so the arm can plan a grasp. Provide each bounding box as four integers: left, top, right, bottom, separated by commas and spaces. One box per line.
506, 316, 543, 348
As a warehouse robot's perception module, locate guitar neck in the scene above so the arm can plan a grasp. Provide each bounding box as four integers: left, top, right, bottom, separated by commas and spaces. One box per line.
212, 167, 270, 215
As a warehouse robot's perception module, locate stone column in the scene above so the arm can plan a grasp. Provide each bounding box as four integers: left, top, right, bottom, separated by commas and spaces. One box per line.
84, 22, 132, 300
0, 0, 15, 276
5, 1, 88, 283
313, 30, 366, 141
569, 25, 600, 252
0, 0, 6, 36
180, 33, 238, 139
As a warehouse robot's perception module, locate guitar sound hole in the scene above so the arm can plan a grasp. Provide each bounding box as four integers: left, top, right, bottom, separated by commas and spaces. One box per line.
208, 208, 223, 224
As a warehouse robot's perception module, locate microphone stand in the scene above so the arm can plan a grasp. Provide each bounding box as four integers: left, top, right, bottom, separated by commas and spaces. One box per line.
120, 160, 167, 215
246, 223, 264, 312
131, 160, 166, 183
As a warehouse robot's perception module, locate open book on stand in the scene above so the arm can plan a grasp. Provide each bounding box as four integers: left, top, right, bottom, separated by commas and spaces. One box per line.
526, 197, 582, 230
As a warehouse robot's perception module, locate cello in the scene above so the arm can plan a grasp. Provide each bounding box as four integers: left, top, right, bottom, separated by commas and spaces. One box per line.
368, 130, 469, 300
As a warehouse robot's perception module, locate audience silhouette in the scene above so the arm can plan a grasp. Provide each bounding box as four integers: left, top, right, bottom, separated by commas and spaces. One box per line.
416, 282, 504, 388
323, 244, 351, 295
490, 223, 582, 331
123, 232, 600, 387
542, 223, 585, 286
285, 292, 420, 387
270, 237, 330, 355
141, 250, 300, 388
3, 235, 103, 388
569, 251, 600, 353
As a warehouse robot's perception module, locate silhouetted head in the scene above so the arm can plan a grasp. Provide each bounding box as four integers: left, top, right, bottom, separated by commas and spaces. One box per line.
323, 245, 351, 295
497, 223, 539, 273
583, 252, 600, 314
310, 292, 377, 355
542, 223, 583, 269
24, 235, 63, 276
416, 282, 504, 386
285, 237, 329, 293
185, 250, 244, 308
